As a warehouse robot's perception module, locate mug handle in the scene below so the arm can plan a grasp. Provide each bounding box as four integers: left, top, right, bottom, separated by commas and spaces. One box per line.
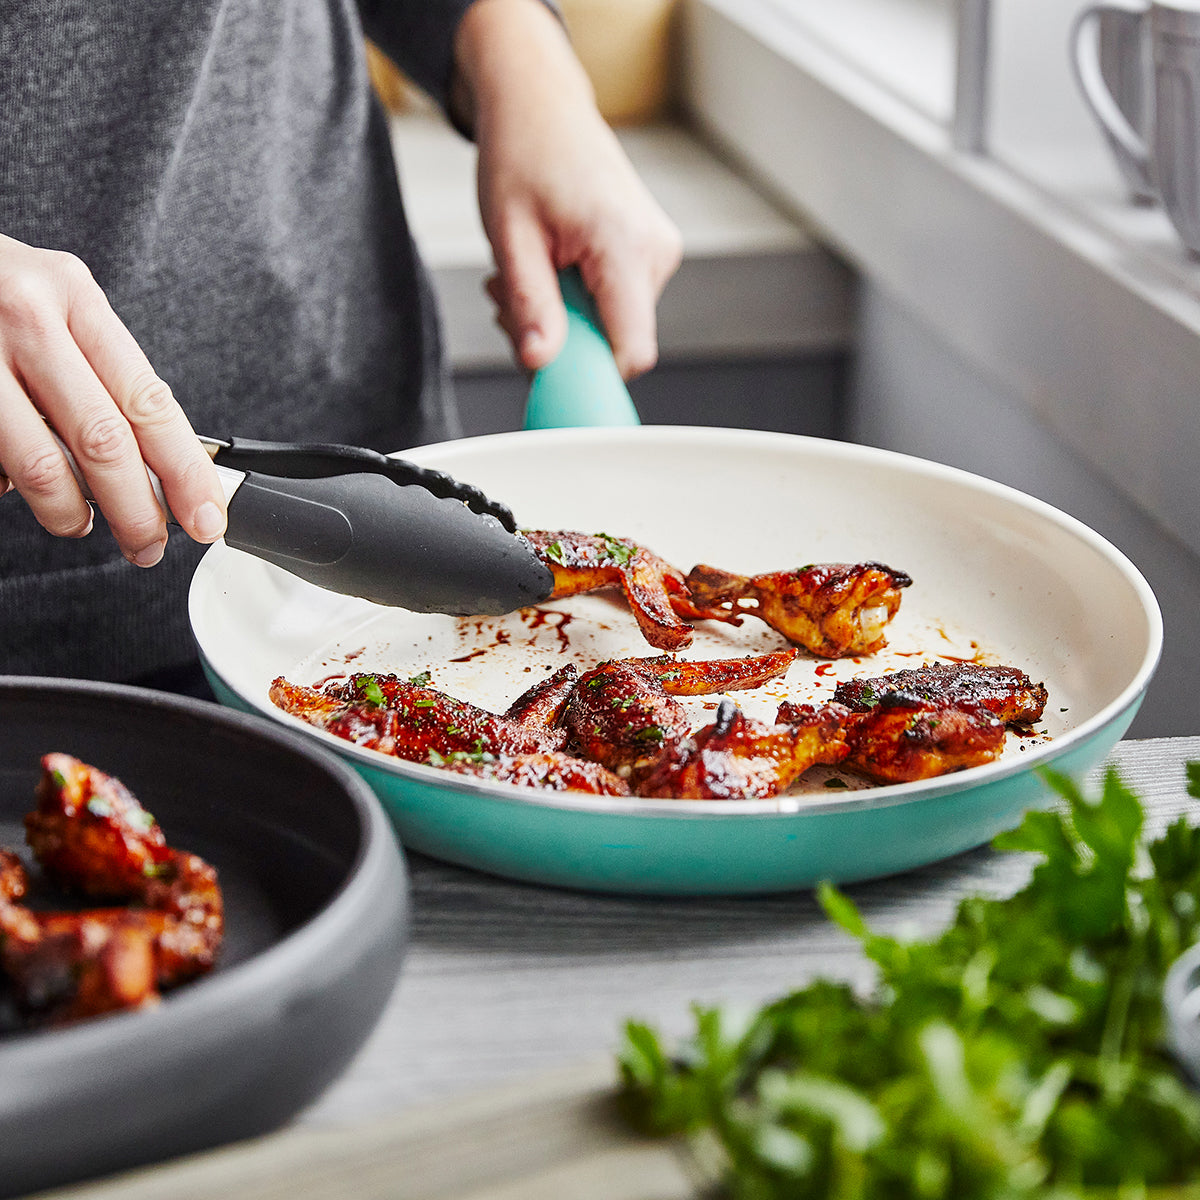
522, 267, 642, 430
1070, 1, 1153, 172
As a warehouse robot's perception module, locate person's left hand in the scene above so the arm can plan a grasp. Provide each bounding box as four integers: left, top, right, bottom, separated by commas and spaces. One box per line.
453, 0, 682, 381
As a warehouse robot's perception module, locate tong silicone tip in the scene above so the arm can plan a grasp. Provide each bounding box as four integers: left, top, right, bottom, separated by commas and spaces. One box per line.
223, 471, 554, 616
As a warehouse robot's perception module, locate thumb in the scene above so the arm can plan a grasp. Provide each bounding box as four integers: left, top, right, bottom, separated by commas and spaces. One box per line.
491, 215, 568, 373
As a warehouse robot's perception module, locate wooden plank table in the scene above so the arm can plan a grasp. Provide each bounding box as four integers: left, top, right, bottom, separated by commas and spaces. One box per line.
38, 736, 1200, 1199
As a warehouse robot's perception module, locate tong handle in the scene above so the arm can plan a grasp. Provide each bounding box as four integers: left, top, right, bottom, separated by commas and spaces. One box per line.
523, 268, 641, 430
208, 437, 517, 533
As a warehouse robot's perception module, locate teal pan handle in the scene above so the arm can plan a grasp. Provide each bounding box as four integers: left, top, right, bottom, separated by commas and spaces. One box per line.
522, 268, 641, 430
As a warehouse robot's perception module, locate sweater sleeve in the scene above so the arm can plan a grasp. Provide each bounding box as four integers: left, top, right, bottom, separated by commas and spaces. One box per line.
355, 0, 477, 114
356, 0, 565, 129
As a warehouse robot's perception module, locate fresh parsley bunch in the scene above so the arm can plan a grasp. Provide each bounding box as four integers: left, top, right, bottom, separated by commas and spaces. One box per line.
618, 765, 1200, 1198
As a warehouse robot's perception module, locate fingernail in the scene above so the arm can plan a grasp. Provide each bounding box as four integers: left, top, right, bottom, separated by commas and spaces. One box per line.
131, 540, 165, 568
520, 329, 550, 368
193, 500, 226, 541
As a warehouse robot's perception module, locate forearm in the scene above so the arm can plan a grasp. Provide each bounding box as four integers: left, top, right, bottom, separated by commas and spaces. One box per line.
449, 0, 588, 140
445, 0, 682, 379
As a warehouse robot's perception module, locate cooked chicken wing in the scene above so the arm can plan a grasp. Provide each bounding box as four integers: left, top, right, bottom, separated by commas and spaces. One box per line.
1, 755, 223, 1026
269, 664, 578, 764
26, 756, 222, 949
683, 562, 912, 657
26, 751, 171, 897
786, 692, 1007, 784
523, 531, 732, 652
636, 699, 849, 800
563, 650, 797, 778
0, 849, 26, 903
833, 661, 1048, 726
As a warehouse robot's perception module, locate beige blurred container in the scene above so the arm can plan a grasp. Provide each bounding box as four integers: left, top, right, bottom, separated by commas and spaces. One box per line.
560, 0, 679, 124
365, 40, 433, 114
365, 0, 679, 125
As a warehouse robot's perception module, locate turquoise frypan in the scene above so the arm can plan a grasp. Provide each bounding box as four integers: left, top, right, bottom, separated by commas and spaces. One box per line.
190, 433, 1161, 895
189, 284, 1162, 896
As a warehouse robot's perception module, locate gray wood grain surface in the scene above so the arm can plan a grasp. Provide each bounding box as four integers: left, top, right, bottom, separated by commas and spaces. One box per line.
37, 737, 1200, 1200
301, 736, 1200, 1128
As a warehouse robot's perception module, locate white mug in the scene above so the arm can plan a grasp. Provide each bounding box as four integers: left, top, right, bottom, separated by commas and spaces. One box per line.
1071, 1, 1156, 202
1072, 0, 1200, 253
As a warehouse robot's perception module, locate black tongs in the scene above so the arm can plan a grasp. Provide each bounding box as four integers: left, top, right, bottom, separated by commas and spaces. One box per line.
57, 433, 555, 616
203, 436, 554, 615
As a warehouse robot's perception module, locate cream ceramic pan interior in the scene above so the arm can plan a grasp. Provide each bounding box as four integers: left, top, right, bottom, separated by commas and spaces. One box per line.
189, 427, 1162, 894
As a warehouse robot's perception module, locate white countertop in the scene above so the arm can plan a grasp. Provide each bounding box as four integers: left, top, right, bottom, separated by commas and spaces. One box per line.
388, 112, 854, 370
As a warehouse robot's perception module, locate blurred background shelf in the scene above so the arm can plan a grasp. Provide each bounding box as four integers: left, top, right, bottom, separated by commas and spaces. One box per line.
389, 111, 856, 439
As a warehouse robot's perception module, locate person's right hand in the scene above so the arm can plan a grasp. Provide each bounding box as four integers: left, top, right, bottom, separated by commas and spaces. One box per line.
0, 234, 227, 567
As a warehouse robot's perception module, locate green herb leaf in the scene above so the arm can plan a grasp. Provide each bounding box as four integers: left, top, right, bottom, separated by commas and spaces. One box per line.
359, 675, 386, 707
633, 724, 665, 743
617, 762, 1200, 1196
597, 532, 635, 567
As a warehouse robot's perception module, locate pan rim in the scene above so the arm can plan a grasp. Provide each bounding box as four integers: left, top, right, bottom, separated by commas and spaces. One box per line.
191, 425, 1164, 822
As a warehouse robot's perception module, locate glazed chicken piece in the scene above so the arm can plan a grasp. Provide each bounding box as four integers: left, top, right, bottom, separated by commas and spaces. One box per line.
833, 661, 1049, 727
636, 699, 849, 800
523, 531, 733, 652
682, 562, 913, 658
0, 848, 25, 903
26, 751, 172, 896
440, 750, 632, 796
0, 903, 159, 1024
269, 664, 579, 764
563, 650, 797, 780
1, 755, 223, 1026
780, 693, 1008, 785
779, 688, 1008, 785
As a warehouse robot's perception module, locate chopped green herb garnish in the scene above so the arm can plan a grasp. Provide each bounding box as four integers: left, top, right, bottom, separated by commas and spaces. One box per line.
359, 675, 386, 707
408, 670, 433, 687
428, 746, 494, 767
545, 540, 568, 565
633, 725, 665, 743
598, 533, 635, 567
618, 764, 1200, 1196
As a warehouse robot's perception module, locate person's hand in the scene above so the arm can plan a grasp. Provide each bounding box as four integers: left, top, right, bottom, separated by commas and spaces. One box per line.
452, 0, 682, 380
0, 234, 227, 565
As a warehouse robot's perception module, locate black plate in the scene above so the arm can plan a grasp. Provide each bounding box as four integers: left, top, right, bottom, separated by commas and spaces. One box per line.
0, 677, 409, 1198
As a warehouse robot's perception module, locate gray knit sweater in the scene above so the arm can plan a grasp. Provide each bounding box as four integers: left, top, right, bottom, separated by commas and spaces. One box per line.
0, 0, 473, 682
